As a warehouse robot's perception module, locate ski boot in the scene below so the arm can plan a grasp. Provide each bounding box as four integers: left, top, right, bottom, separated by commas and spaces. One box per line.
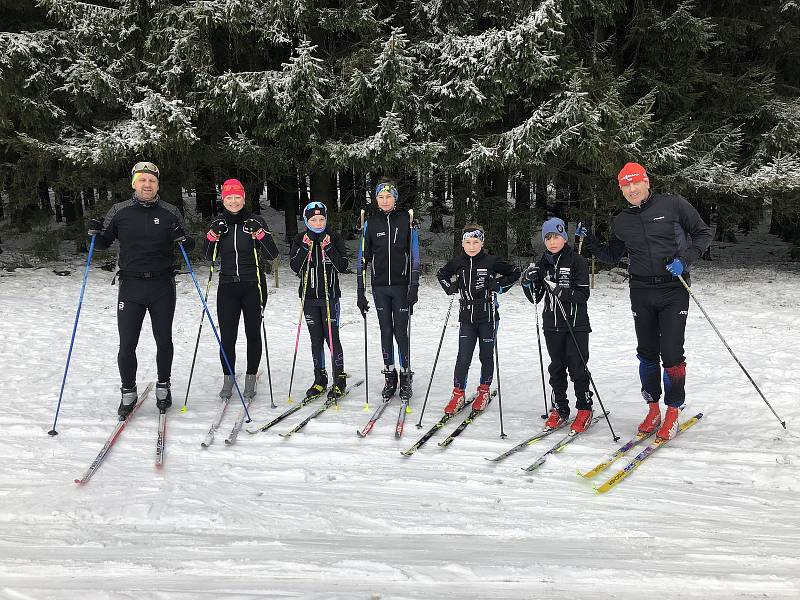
382, 369, 398, 399
570, 409, 593, 434
444, 387, 465, 415
638, 402, 662, 434
656, 405, 682, 441
118, 385, 138, 420
544, 407, 569, 430
219, 375, 234, 400
399, 370, 413, 401
305, 369, 328, 399
328, 372, 348, 400
156, 381, 172, 413
243, 373, 257, 399
472, 383, 491, 411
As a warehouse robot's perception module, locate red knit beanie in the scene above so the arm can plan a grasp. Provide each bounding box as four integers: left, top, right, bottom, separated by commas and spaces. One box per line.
617, 162, 649, 187
221, 178, 245, 201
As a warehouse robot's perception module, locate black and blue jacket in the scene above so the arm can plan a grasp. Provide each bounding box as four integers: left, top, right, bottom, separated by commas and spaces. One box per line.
358, 209, 420, 290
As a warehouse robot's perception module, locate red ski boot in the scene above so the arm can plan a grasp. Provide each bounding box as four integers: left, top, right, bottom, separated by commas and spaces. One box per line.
570, 409, 593, 433
544, 408, 567, 430
444, 388, 465, 415
656, 406, 682, 441
638, 402, 661, 434
472, 384, 491, 411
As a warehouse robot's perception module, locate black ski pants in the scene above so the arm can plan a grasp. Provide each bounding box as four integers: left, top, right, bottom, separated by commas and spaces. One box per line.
372, 285, 410, 370
117, 277, 176, 388
630, 285, 689, 407
216, 280, 264, 375
453, 321, 495, 390
304, 298, 344, 376
544, 330, 591, 413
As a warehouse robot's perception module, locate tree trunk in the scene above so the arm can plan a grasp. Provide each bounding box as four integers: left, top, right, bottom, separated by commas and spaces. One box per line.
38, 181, 53, 215
280, 173, 299, 243
195, 167, 216, 220
338, 168, 357, 239
159, 175, 184, 215
514, 175, 533, 256
82, 187, 95, 210
452, 172, 469, 256
534, 174, 548, 220
245, 180, 264, 214
488, 168, 508, 257
430, 169, 445, 233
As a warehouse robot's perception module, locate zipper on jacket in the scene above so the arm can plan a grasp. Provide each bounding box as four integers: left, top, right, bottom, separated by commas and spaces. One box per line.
234, 224, 240, 277
386, 214, 392, 286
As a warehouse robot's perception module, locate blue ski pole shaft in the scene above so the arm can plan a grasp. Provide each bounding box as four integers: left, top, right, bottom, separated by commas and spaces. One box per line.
50, 235, 96, 436
183, 242, 217, 411
179, 242, 251, 421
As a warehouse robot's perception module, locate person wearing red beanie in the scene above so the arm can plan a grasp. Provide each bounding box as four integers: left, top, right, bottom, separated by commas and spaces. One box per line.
576, 162, 712, 442
204, 179, 278, 402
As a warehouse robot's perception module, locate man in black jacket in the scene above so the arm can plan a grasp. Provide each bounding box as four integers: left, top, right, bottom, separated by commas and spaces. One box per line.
87, 161, 195, 419
356, 181, 420, 401
578, 162, 711, 440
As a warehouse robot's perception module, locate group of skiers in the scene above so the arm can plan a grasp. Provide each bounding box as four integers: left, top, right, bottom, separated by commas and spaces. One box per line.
86, 160, 711, 443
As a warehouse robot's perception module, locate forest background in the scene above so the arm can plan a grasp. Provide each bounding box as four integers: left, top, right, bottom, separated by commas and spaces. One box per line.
1, 0, 799, 262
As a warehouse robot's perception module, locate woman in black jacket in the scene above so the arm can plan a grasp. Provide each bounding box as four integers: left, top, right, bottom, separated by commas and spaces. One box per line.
205, 179, 279, 401
289, 202, 349, 399
437, 224, 520, 414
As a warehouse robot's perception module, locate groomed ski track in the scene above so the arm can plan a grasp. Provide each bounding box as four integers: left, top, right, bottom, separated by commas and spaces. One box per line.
0, 249, 798, 598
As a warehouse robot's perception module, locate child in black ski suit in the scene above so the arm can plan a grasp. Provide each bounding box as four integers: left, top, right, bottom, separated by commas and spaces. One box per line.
521, 217, 593, 433
436, 224, 520, 414
289, 201, 349, 399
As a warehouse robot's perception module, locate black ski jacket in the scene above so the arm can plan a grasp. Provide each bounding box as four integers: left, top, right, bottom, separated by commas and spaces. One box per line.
92, 195, 194, 276
584, 192, 711, 288
289, 229, 349, 300
522, 245, 591, 333
358, 209, 420, 289
437, 250, 520, 324
204, 210, 279, 282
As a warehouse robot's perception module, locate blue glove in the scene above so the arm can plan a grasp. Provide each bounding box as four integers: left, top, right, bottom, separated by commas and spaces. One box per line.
666, 258, 684, 276
575, 223, 590, 238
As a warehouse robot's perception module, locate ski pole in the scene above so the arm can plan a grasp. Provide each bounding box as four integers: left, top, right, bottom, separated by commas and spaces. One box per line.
254, 246, 276, 408
182, 242, 217, 412
49, 234, 96, 436
405, 209, 416, 396
416, 296, 455, 428
359, 209, 369, 410
320, 244, 337, 391
178, 243, 251, 421
286, 243, 314, 403
576, 221, 584, 254
678, 275, 786, 428
531, 283, 549, 419
491, 293, 507, 438
550, 286, 619, 441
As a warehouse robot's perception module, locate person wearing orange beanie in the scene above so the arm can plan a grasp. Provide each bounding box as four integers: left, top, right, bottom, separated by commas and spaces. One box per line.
577, 162, 711, 441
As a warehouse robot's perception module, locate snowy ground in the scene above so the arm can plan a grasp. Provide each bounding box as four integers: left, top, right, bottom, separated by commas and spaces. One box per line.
1, 225, 800, 598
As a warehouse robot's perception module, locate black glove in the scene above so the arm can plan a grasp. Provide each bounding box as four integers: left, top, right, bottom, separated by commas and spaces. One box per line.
87, 218, 103, 236
406, 284, 419, 307
242, 218, 262, 235
172, 223, 187, 243
210, 219, 228, 237
522, 264, 540, 285
485, 278, 500, 293
357, 289, 370, 315
544, 277, 564, 300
